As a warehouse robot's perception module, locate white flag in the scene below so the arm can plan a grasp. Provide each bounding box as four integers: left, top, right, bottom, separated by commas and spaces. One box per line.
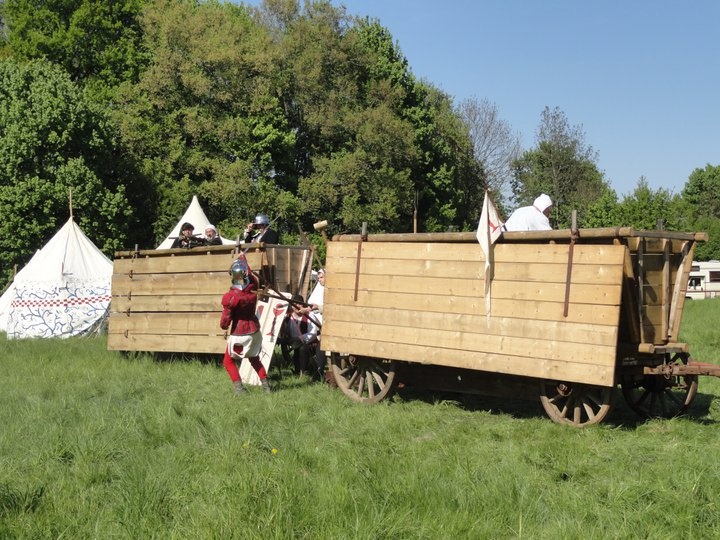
476, 190, 504, 324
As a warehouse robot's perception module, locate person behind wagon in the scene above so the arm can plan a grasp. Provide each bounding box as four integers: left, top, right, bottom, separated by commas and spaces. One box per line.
503, 194, 553, 231
172, 222, 202, 248
204, 224, 222, 245
286, 294, 320, 376
296, 268, 326, 381
243, 213, 279, 244
220, 257, 271, 395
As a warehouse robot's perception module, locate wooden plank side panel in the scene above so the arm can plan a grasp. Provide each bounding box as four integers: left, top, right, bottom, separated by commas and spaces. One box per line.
320, 335, 615, 387
112, 272, 229, 296
324, 304, 618, 347
108, 245, 312, 353
325, 288, 621, 326
112, 250, 258, 274
107, 332, 226, 354
111, 294, 220, 313
323, 241, 624, 384
329, 257, 623, 284
327, 241, 630, 265
108, 312, 222, 335
324, 319, 615, 366
330, 273, 621, 305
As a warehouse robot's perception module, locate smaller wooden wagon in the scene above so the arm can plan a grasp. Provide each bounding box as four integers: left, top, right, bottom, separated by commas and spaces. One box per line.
107, 243, 312, 355
321, 227, 718, 426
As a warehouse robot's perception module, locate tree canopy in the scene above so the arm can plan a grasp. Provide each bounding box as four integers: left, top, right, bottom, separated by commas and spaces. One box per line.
0, 59, 136, 283
0, 0, 149, 101
511, 106, 609, 228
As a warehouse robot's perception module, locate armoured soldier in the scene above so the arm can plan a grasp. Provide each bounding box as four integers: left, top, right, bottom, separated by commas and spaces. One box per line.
243, 213, 279, 244
219, 256, 271, 394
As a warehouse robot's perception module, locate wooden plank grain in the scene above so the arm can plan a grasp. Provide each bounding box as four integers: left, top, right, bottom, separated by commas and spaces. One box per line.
327, 258, 624, 284
323, 304, 618, 347
112, 272, 229, 296
326, 241, 627, 265
324, 288, 621, 325
322, 320, 616, 366
108, 312, 222, 335
107, 332, 226, 354
320, 336, 615, 387
112, 251, 258, 274
111, 294, 221, 313
325, 276, 621, 310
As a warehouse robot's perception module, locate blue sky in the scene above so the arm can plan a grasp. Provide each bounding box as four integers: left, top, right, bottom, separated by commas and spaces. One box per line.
245, 1, 719, 197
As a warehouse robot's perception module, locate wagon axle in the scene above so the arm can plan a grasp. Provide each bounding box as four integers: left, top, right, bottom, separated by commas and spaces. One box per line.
642, 359, 720, 378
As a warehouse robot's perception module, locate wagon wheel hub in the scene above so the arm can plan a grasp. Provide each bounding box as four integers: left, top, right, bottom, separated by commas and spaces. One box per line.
540, 380, 614, 427
330, 352, 396, 404
620, 353, 698, 419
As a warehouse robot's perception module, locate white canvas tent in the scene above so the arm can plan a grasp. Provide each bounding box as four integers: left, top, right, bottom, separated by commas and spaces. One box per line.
0, 217, 113, 339
157, 195, 235, 249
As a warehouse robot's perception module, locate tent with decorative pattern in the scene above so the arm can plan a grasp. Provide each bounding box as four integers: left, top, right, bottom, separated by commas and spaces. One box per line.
0, 217, 113, 338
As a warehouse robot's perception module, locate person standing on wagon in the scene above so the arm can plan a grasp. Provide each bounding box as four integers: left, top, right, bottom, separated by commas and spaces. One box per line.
204, 224, 223, 245
503, 193, 553, 231
172, 222, 200, 248
220, 257, 271, 395
243, 213, 279, 244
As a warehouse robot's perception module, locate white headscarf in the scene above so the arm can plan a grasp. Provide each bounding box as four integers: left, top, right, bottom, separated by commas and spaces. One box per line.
533, 194, 553, 212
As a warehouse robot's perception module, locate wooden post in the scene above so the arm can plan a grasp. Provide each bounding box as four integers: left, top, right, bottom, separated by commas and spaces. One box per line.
637, 238, 645, 344
413, 190, 418, 234
354, 222, 367, 301
563, 210, 578, 318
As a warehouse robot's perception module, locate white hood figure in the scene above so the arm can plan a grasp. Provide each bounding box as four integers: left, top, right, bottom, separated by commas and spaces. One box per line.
504, 194, 553, 231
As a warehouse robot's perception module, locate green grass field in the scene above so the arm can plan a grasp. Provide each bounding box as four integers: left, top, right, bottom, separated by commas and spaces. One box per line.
2, 299, 720, 538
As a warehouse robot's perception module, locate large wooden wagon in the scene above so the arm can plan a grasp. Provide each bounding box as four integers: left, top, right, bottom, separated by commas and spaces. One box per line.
322, 227, 719, 426
107, 243, 313, 354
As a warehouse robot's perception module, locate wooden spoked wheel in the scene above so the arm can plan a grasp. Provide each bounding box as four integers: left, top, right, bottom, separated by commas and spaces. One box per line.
539, 380, 614, 427
330, 352, 396, 404
621, 354, 698, 418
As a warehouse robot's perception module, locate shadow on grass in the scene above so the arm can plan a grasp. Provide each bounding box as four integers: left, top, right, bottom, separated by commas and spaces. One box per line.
395, 386, 545, 421
392, 384, 719, 428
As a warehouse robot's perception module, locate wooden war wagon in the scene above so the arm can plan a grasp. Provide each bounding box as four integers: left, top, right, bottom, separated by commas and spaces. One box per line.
107, 242, 313, 356
321, 227, 720, 426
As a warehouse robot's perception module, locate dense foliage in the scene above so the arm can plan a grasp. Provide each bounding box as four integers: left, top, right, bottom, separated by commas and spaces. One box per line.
0, 0, 718, 288
0, 59, 139, 282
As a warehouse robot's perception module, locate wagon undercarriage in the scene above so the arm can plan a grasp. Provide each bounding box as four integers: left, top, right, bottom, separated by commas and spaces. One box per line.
330, 353, 720, 427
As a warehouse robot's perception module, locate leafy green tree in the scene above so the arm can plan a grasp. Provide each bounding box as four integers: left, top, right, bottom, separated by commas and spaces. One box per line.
115, 0, 297, 242
692, 216, 720, 261
614, 177, 688, 230
580, 186, 620, 228
511, 106, 609, 228
682, 164, 720, 260
0, 0, 149, 101
683, 164, 720, 219
275, 6, 420, 233
117, 0, 484, 241
0, 59, 134, 286
283, 8, 483, 233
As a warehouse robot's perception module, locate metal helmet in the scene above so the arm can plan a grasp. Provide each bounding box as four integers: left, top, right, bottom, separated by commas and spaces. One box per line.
253, 213, 270, 227
229, 258, 250, 289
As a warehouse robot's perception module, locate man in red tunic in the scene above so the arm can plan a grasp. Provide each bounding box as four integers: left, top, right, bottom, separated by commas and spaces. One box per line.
220, 256, 271, 394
